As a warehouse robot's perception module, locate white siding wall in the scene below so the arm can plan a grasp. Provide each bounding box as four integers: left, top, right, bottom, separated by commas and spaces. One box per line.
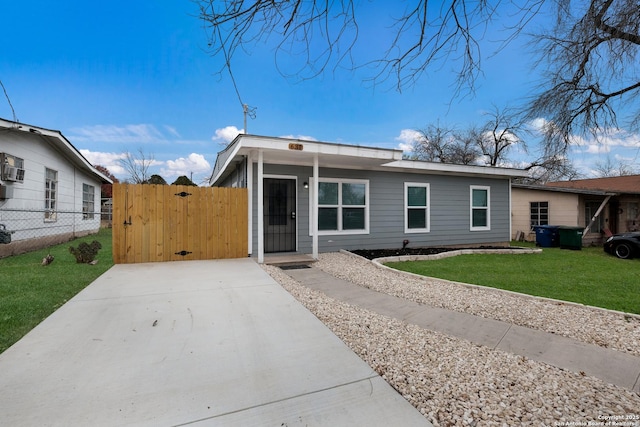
0, 131, 102, 241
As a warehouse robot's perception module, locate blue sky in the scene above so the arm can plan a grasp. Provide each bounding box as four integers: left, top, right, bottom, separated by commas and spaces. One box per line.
1, 1, 638, 184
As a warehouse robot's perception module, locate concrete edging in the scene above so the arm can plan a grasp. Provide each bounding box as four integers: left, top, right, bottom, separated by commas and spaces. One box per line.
339, 248, 640, 321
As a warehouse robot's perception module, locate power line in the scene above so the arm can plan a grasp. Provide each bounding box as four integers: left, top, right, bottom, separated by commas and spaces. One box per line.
214, 25, 256, 133
0, 79, 18, 123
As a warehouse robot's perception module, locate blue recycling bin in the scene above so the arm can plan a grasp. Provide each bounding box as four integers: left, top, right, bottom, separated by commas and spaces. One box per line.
533, 225, 559, 247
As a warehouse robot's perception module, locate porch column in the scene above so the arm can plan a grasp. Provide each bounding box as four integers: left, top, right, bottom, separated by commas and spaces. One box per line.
257, 149, 264, 263
583, 195, 611, 237
312, 153, 319, 259
246, 152, 253, 256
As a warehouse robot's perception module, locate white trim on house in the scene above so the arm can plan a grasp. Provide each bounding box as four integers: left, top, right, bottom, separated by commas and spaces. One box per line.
211, 135, 529, 186
247, 151, 253, 255
312, 154, 319, 259
257, 149, 264, 263
308, 177, 370, 236
382, 159, 528, 178
470, 185, 491, 231
263, 174, 298, 253
404, 182, 430, 234
210, 135, 403, 185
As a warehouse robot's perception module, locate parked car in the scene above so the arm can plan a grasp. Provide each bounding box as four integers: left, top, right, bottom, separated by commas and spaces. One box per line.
603, 232, 640, 259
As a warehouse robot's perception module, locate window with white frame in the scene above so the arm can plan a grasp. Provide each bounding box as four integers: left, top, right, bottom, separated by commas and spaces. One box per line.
405, 182, 430, 233
314, 178, 369, 234
44, 168, 58, 221
83, 183, 95, 220
470, 186, 490, 230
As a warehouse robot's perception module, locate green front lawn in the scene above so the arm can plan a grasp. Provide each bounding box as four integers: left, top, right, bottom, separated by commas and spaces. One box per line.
0, 228, 114, 354
385, 243, 640, 314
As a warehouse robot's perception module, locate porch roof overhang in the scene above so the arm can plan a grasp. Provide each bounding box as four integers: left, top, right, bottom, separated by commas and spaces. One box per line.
512, 183, 617, 197
210, 134, 529, 185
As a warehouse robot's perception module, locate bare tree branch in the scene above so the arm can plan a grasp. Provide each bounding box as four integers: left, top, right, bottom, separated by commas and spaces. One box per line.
119, 149, 155, 184
528, 0, 640, 148
196, 0, 543, 95
476, 106, 528, 166
198, 0, 640, 157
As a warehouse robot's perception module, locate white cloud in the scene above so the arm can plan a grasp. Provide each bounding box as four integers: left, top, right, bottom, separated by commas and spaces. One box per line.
80, 150, 127, 176
80, 149, 166, 180
395, 129, 422, 152
482, 129, 520, 144
70, 124, 168, 144
569, 128, 640, 155
279, 134, 318, 141
212, 126, 243, 144
162, 153, 211, 179
164, 125, 181, 138
584, 143, 611, 154
81, 149, 213, 183
528, 117, 550, 133
80, 149, 125, 165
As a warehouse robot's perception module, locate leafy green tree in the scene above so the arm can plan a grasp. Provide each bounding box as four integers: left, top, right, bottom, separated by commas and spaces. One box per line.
171, 175, 197, 186
94, 165, 119, 198
146, 174, 167, 185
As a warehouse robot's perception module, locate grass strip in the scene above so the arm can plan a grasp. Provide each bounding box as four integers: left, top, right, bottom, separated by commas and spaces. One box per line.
385, 244, 640, 314
0, 228, 114, 353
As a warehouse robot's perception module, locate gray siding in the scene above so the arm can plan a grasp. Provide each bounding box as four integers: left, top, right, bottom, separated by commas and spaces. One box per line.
218, 157, 247, 188
211, 141, 239, 183
250, 163, 512, 255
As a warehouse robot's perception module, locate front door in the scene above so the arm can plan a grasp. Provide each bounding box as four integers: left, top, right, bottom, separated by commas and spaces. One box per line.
264, 178, 296, 253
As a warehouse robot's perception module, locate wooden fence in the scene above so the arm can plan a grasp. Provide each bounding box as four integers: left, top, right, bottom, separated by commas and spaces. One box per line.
112, 184, 248, 264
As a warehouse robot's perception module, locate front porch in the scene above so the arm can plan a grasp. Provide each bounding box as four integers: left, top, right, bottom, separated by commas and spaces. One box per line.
263, 253, 317, 267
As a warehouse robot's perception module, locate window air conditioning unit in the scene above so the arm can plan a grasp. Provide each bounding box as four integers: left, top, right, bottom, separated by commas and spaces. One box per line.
0, 184, 13, 199
2, 166, 25, 182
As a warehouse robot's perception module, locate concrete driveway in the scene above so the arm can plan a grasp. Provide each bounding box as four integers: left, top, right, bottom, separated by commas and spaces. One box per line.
0, 259, 429, 426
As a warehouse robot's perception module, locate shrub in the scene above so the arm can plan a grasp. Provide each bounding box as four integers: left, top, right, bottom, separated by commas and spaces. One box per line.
69, 240, 102, 264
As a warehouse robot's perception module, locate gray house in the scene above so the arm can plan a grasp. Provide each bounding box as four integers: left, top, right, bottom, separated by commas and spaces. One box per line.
210, 135, 528, 262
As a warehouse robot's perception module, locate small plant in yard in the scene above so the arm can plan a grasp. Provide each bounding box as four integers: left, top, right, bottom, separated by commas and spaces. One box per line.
0, 228, 113, 354
69, 240, 102, 264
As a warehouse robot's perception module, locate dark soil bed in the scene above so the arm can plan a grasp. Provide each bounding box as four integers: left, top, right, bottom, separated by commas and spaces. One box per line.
350, 246, 515, 260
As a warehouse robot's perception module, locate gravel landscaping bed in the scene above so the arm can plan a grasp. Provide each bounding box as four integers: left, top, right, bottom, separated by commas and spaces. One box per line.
262, 264, 640, 427
316, 251, 640, 358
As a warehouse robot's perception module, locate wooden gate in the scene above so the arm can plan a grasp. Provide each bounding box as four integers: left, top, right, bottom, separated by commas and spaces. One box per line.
112, 184, 248, 264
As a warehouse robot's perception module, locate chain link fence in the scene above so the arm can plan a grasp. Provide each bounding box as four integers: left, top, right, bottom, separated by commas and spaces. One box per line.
0, 198, 112, 258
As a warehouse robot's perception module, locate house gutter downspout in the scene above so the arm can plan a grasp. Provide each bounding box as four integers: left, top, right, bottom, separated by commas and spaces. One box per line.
312, 154, 319, 260
583, 195, 612, 238
257, 149, 264, 263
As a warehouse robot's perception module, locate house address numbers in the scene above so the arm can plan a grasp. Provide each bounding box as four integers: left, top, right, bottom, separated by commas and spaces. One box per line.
288, 143, 303, 151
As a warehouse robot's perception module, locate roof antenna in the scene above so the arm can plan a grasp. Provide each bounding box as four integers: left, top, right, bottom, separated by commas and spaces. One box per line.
0, 79, 18, 124
243, 104, 257, 134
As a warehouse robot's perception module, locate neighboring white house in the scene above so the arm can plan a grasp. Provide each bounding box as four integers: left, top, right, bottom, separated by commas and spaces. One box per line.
0, 117, 112, 257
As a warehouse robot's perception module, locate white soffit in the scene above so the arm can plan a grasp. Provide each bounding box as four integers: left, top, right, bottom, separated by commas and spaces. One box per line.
381, 159, 530, 178
214, 135, 529, 181
236, 136, 403, 170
